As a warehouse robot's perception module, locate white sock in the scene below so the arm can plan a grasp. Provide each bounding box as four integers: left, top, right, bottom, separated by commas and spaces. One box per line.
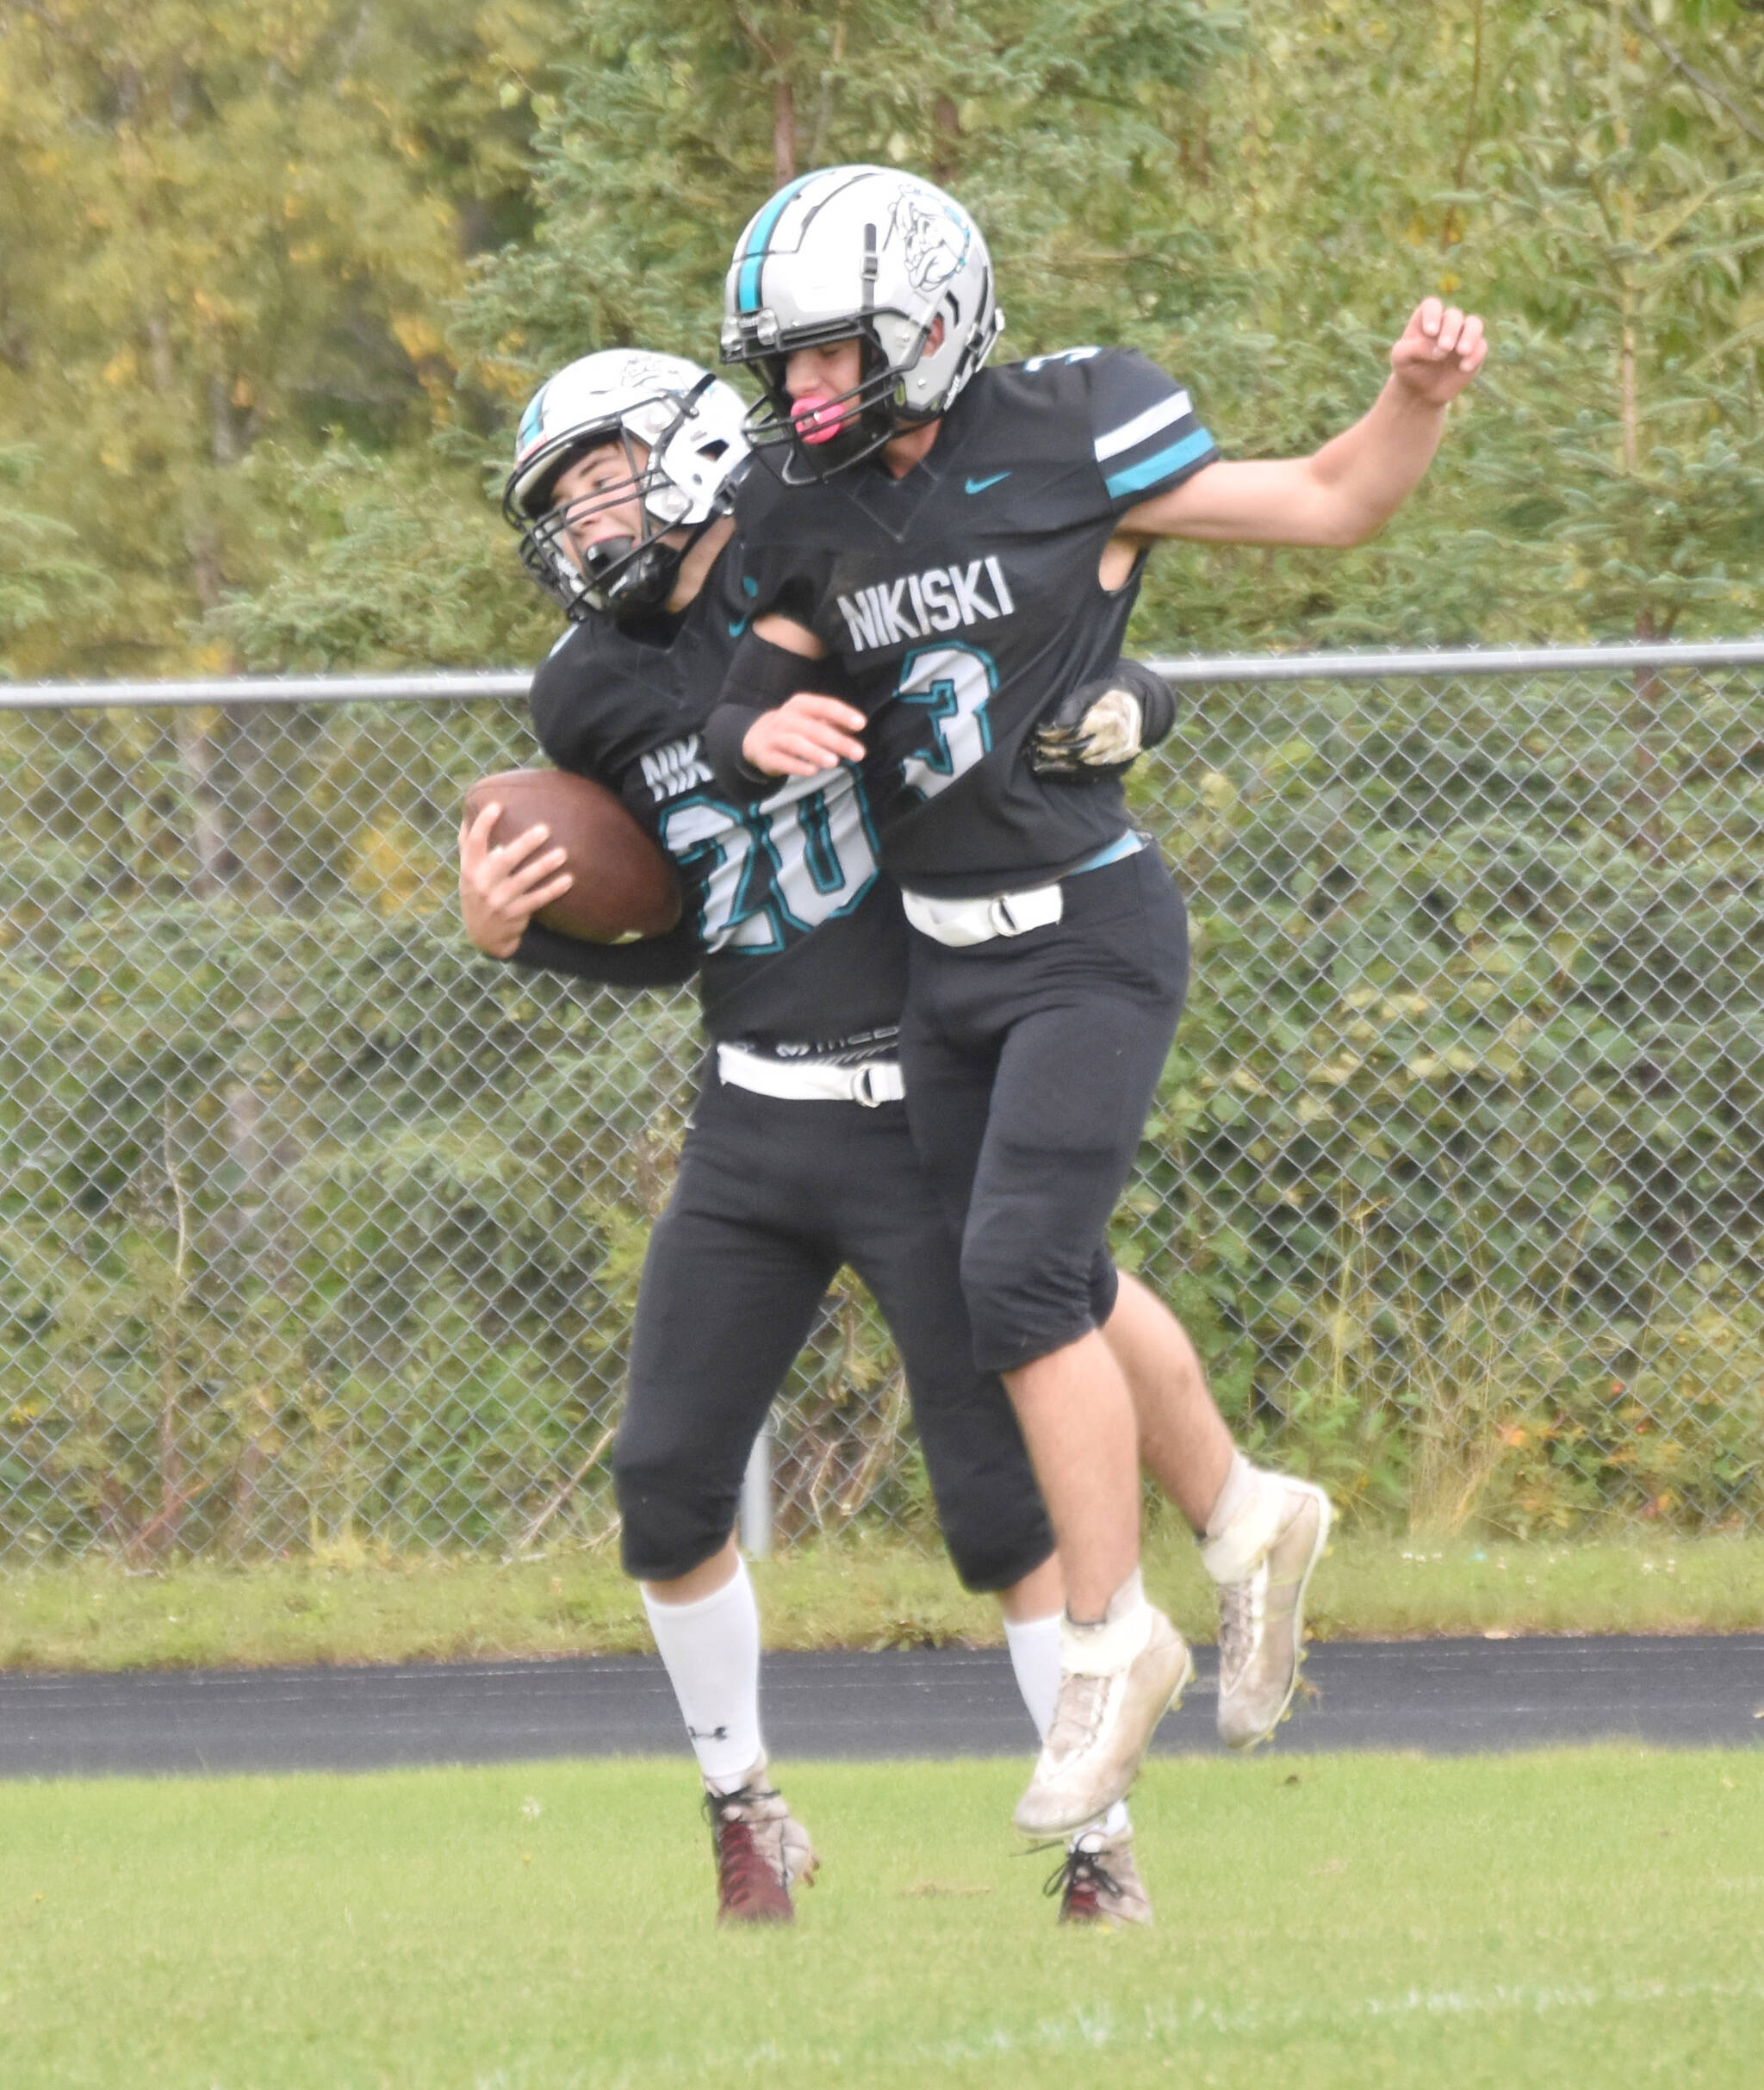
1005, 1609, 1130, 1840
1003, 1611, 1062, 1740
1201, 1459, 1288, 1583
1061, 1569, 1152, 1675
642, 1557, 764, 1792
1205, 1452, 1258, 1540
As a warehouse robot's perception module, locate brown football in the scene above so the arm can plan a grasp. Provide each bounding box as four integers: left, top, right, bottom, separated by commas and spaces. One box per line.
463, 768, 682, 943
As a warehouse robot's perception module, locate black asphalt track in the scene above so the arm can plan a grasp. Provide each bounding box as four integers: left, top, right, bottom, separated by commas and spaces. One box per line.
3, 1638, 1761, 1778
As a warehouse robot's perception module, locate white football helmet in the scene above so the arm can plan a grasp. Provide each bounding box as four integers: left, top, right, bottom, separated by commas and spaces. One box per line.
503, 349, 750, 619
720, 165, 1004, 479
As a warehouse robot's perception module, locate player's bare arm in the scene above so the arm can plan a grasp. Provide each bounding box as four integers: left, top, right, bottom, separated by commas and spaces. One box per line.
1108, 298, 1487, 567
457, 802, 573, 958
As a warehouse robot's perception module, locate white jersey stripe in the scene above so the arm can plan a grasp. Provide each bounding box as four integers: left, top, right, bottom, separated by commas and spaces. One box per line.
1093, 391, 1193, 463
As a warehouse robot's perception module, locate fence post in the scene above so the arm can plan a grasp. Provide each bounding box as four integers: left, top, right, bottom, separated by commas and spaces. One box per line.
741, 1426, 773, 1560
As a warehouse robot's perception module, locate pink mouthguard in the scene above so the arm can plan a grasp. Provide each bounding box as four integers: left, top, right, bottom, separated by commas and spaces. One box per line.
791, 395, 848, 447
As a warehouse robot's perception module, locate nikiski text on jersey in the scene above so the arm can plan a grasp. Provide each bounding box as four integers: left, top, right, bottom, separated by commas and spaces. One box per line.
639, 735, 716, 802
835, 556, 1016, 654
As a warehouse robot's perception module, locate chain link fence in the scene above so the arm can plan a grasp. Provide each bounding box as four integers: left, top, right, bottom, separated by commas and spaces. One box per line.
3, 644, 1761, 1559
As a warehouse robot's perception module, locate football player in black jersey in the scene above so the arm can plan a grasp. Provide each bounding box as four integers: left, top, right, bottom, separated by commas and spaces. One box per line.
706, 165, 1488, 1840
461, 349, 1221, 1925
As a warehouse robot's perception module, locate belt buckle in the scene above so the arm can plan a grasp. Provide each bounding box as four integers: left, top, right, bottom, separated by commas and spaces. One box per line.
853, 1062, 901, 1107
987, 884, 1059, 938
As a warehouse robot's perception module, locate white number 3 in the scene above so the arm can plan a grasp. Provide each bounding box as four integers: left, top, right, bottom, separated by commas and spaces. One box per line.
897, 644, 997, 800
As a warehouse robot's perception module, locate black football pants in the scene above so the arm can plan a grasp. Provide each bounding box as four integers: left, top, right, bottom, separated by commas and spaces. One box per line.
612, 1071, 1056, 1589
899, 846, 1190, 1375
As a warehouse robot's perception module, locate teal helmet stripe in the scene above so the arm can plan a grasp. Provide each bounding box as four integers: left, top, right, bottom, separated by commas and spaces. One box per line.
517, 386, 546, 453
737, 175, 815, 314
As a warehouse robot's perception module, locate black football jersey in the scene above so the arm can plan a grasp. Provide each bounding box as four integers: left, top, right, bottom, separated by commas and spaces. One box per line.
730, 348, 1218, 899
525, 542, 908, 1054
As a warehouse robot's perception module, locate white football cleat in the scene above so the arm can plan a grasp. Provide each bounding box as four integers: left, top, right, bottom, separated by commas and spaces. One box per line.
1013, 1604, 1192, 1838
1203, 1472, 1332, 1750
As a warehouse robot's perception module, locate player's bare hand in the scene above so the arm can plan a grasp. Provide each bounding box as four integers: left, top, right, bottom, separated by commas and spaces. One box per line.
457, 802, 573, 957
1389, 297, 1487, 407
742, 693, 867, 777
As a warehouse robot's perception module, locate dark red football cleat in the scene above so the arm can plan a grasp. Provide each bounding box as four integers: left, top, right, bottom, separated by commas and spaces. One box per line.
705, 1760, 817, 1925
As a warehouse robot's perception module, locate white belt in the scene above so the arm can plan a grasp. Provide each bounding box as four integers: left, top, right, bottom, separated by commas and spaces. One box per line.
901, 833, 1147, 948
900, 881, 1065, 948
716, 1042, 905, 1106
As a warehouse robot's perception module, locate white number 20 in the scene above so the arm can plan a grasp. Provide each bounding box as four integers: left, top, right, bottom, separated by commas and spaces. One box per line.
658, 766, 879, 954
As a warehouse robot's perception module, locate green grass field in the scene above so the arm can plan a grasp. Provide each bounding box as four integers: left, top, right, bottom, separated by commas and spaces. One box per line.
5, 1750, 1760, 2089
6, 1528, 1763, 1672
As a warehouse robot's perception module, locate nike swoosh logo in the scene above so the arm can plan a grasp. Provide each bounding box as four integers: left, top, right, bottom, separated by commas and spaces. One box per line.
728, 616, 751, 638
965, 471, 1011, 495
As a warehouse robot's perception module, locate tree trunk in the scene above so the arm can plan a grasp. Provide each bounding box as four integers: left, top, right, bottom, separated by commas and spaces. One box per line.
1624, 605, 1667, 860
808, 6, 848, 167
221, 703, 288, 899
932, 94, 960, 185
929, 0, 960, 183
174, 709, 230, 897
1450, 0, 1486, 221
774, 74, 797, 185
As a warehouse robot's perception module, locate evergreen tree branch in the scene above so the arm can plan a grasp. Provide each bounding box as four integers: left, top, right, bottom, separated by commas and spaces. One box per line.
1625, 4, 1764, 146
1451, 0, 1486, 199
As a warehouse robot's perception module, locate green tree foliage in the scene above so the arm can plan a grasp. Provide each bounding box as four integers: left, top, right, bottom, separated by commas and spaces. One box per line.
0, 445, 108, 644
1457, 0, 1764, 639
9, 2, 1764, 667
207, 439, 554, 670
454, 0, 1241, 381
216, 0, 1250, 670
0, 0, 556, 674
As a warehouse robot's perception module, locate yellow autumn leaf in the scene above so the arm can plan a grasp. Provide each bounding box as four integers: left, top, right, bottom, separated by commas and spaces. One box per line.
347, 821, 445, 917
392, 312, 447, 363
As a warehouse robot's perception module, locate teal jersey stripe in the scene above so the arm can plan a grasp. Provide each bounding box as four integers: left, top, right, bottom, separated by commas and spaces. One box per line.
737, 177, 812, 314
1103, 427, 1215, 501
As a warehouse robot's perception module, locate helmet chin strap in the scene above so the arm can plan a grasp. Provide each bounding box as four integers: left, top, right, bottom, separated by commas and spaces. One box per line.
775, 409, 891, 483
595, 512, 720, 621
